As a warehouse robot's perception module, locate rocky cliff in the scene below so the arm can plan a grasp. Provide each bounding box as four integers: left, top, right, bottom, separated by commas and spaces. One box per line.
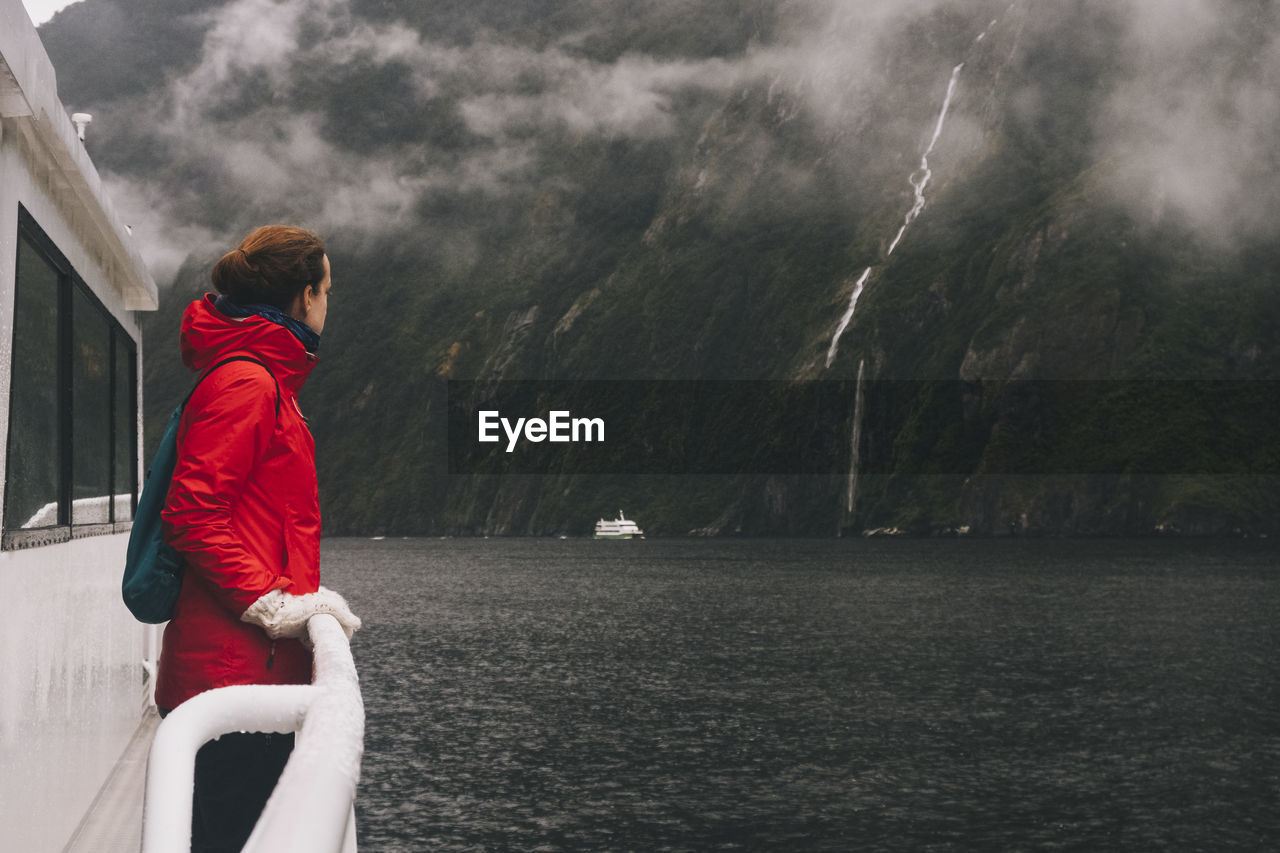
42, 0, 1280, 535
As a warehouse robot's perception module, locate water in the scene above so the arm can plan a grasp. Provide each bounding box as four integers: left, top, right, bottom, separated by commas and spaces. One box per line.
324, 538, 1279, 851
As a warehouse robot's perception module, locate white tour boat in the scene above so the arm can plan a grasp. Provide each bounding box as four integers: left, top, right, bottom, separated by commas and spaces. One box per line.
594, 510, 645, 539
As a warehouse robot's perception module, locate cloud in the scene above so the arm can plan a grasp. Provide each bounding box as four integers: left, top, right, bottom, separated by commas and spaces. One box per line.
103, 0, 784, 275
93, 0, 1280, 285
1096, 0, 1280, 241
457, 51, 744, 141
167, 0, 322, 124
101, 174, 222, 285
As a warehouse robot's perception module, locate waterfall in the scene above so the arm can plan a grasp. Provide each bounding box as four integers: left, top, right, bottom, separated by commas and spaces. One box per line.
846, 358, 867, 517
885, 62, 964, 257
825, 63, 964, 367
825, 13, 1001, 370
825, 266, 871, 368
826, 13, 1009, 531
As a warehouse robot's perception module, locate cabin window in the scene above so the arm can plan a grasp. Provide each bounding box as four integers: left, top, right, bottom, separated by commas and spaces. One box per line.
72, 285, 114, 524
5, 231, 62, 530
113, 333, 137, 523
3, 210, 138, 544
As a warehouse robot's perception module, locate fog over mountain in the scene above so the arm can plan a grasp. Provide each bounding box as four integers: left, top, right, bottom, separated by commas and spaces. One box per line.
45, 0, 1280, 277
51, 0, 948, 278
41, 0, 1280, 535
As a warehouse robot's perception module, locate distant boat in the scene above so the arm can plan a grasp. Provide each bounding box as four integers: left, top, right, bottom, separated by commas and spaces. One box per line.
594, 510, 644, 539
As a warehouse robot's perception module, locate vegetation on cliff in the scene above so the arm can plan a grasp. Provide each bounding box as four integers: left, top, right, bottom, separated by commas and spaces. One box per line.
43, 0, 1280, 535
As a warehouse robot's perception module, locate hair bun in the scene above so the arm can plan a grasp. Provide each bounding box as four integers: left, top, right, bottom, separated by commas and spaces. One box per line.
211, 226, 326, 310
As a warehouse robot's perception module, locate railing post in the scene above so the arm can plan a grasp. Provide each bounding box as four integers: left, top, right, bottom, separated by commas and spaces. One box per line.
140, 613, 363, 852
243, 614, 365, 852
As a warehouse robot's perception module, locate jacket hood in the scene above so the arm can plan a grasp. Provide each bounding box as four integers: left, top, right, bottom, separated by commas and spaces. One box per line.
180, 294, 318, 393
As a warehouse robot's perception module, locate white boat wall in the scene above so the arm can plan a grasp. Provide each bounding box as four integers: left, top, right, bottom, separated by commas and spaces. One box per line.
0, 2, 158, 850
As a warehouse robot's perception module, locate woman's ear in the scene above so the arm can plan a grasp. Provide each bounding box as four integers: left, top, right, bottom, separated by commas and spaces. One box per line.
288, 288, 308, 322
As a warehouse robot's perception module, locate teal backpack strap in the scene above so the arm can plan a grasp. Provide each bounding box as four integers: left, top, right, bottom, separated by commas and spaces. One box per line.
122, 354, 280, 624
187, 353, 281, 418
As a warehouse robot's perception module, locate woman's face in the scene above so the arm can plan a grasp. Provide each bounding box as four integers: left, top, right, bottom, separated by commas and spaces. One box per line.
295, 254, 332, 335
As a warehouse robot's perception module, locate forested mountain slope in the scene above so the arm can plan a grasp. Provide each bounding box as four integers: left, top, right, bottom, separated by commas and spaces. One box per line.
42, 0, 1280, 535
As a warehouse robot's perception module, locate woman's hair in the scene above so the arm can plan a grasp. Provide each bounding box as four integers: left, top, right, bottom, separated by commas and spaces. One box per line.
212, 225, 326, 309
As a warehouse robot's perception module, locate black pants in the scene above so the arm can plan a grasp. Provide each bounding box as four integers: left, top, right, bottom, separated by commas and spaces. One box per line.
191, 731, 295, 852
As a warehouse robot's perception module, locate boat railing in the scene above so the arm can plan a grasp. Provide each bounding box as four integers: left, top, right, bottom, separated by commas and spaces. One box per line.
140, 613, 364, 852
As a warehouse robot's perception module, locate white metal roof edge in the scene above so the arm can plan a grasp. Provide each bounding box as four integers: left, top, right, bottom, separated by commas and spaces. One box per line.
0, 0, 158, 311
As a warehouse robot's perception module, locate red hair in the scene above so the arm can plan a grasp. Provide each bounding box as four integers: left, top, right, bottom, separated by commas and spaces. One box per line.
212, 225, 326, 309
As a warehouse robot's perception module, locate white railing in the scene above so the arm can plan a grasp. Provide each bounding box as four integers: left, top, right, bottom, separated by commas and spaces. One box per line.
141, 613, 364, 852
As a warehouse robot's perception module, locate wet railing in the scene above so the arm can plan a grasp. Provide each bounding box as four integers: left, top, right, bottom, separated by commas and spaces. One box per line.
140, 613, 364, 852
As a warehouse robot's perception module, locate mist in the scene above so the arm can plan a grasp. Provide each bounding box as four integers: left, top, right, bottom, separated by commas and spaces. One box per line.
1097, 0, 1280, 243
43, 0, 1280, 284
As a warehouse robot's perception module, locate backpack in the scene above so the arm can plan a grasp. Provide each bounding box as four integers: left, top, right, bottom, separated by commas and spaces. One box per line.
122, 355, 280, 623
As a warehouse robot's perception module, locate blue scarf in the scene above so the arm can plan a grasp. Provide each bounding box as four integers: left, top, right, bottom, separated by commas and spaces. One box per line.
215, 295, 321, 353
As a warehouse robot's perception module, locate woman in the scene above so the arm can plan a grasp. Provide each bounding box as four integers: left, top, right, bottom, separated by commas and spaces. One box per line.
158, 225, 361, 852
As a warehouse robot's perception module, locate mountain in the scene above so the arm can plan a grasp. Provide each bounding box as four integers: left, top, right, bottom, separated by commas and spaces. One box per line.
41, 0, 1280, 536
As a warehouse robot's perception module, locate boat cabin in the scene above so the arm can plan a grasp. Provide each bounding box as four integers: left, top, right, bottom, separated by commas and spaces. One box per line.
0, 2, 158, 849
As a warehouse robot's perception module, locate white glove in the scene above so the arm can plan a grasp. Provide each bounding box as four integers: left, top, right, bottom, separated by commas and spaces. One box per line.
241, 586, 362, 641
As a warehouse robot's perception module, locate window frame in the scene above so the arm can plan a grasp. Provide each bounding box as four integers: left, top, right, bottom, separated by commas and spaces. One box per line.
3, 207, 139, 549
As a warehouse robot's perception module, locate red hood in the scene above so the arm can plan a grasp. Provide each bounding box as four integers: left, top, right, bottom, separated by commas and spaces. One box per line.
180, 294, 318, 393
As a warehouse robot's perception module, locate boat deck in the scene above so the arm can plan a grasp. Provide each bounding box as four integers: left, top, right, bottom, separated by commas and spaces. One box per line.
62, 708, 159, 853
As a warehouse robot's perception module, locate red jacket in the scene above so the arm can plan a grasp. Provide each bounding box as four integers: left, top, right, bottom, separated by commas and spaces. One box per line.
156, 294, 321, 710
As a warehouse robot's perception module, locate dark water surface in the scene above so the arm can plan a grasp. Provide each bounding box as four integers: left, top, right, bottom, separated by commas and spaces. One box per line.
322, 538, 1279, 851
